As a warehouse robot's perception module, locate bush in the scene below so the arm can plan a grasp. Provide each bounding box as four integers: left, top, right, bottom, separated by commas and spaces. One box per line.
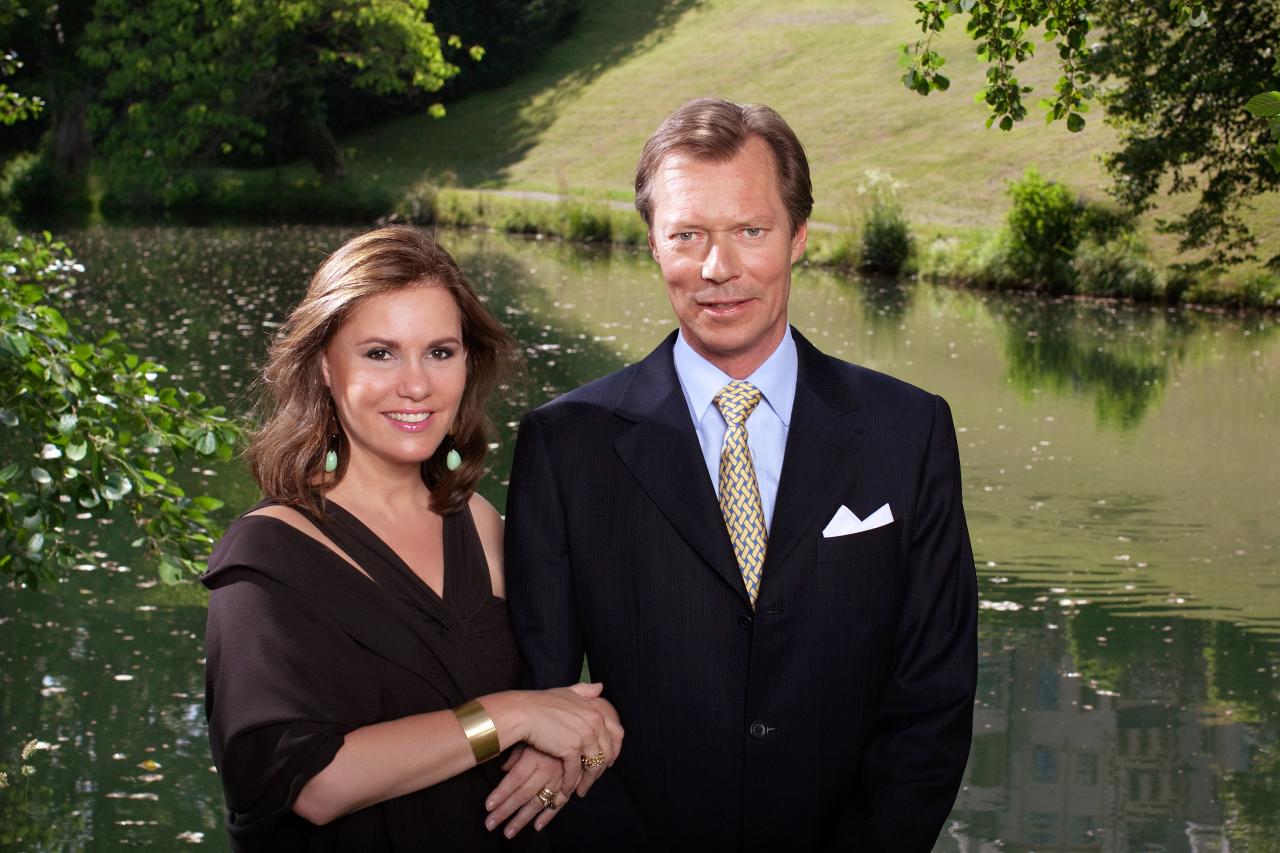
860, 196, 913, 275
1071, 235, 1165, 300
0, 150, 88, 220
559, 200, 612, 243
393, 178, 439, 225
100, 166, 396, 222
0, 233, 241, 586
918, 232, 1023, 290
1005, 168, 1080, 290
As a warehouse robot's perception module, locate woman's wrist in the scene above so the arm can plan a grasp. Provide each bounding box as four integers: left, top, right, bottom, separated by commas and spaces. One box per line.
471, 691, 527, 751
453, 698, 501, 764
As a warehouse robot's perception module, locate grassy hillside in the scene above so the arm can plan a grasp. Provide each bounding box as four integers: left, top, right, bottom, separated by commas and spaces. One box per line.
342, 0, 1277, 261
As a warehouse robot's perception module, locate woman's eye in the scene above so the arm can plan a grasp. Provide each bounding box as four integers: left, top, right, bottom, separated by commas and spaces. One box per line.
364, 348, 392, 361
429, 347, 455, 360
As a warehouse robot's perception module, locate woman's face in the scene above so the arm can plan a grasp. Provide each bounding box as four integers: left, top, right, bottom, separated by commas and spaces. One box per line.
321, 283, 467, 474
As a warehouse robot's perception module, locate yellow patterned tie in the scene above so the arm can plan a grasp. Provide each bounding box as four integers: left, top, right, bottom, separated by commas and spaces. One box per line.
714, 381, 767, 607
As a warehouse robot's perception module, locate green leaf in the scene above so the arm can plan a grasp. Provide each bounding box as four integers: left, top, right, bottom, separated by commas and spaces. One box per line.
158, 557, 185, 585
31, 467, 52, 486
193, 496, 225, 511
1267, 144, 1280, 174
78, 487, 101, 508
0, 409, 17, 427
1245, 92, 1280, 118
0, 463, 20, 482
1067, 113, 1086, 132
58, 413, 78, 434
195, 432, 217, 455
101, 472, 133, 501
40, 443, 62, 460
66, 442, 88, 462
999, 115, 1014, 131
25, 532, 44, 556
934, 74, 950, 92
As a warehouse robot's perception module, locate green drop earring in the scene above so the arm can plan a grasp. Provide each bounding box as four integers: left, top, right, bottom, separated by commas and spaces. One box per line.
445, 434, 462, 472
323, 408, 339, 474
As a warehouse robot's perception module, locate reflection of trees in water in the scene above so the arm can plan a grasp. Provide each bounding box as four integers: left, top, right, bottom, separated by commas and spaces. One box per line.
0, 586, 220, 849
988, 297, 1206, 431
854, 274, 914, 330
453, 246, 631, 503
958, 597, 1280, 850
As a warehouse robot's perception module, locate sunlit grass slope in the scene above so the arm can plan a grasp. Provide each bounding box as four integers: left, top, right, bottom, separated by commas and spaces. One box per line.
347, 0, 1277, 257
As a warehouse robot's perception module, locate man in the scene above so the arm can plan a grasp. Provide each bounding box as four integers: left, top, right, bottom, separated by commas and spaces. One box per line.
504, 98, 977, 852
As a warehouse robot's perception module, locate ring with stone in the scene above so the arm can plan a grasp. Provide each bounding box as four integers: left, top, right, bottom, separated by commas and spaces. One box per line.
535, 785, 558, 809
580, 751, 606, 769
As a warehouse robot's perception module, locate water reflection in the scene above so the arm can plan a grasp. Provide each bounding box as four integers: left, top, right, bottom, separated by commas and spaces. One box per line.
0, 225, 1275, 850
941, 603, 1280, 851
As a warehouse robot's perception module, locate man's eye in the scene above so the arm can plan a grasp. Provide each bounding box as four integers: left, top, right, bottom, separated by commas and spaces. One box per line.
364, 348, 392, 361
743, 227, 763, 238
674, 232, 696, 242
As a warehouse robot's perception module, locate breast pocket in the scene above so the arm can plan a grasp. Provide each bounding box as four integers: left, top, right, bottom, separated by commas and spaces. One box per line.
816, 520, 901, 564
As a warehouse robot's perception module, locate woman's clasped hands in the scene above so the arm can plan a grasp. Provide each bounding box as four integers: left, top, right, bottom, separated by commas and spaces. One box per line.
483, 682, 622, 837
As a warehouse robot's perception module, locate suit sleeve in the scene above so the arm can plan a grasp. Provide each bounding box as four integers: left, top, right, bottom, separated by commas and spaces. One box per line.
504, 411, 584, 687
854, 395, 977, 851
504, 411, 652, 851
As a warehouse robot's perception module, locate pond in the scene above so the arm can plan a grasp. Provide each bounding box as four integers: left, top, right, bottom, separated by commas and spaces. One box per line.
2, 224, 1277, 850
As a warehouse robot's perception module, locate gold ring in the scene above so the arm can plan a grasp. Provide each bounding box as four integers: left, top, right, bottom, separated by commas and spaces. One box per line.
580, 751, 606, 769
535, 785, 557, 809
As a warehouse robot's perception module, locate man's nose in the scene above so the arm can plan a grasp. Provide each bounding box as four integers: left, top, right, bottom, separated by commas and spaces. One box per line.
701, 238, 740, 284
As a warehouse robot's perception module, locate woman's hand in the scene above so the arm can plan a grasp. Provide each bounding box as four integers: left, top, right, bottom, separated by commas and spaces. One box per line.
484, 745, 567, 837
485, 682, 623, 797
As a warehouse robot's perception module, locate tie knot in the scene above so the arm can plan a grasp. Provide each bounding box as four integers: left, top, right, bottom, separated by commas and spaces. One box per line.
714, 381, 763, 426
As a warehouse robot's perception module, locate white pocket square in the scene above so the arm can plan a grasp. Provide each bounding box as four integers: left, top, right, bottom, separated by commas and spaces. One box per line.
822, 503, 894, 538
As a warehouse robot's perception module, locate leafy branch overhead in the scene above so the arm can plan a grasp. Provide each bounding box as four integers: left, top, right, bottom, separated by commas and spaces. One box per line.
0, 234, 241, 586
903, 0, 1280, 267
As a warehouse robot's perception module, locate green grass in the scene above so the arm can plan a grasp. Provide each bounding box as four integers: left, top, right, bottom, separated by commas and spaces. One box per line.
338, 0, 1277, 269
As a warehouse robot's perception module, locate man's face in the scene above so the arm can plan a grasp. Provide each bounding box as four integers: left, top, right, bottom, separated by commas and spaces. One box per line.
647, 136, 807, 379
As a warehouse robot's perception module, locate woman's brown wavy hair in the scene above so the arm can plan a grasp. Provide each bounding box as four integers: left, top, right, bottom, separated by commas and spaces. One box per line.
245, 225, 520, 517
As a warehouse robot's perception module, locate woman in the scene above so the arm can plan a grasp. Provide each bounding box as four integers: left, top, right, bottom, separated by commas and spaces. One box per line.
203, 225, 620, 851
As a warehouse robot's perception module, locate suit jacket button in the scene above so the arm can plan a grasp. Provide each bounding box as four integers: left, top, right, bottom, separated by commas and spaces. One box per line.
748, 721, 769, 740
737, 614, 753, 629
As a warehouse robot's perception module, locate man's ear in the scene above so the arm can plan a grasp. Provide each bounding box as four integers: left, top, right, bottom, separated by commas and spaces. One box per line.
790, 220, 809, 264
648, 230, 658, 261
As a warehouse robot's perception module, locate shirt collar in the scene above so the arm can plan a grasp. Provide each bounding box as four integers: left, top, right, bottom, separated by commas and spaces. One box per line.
673, 327, 797, 427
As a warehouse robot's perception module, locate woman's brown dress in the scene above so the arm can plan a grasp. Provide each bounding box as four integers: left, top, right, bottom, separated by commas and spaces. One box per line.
203, 500, 545, 852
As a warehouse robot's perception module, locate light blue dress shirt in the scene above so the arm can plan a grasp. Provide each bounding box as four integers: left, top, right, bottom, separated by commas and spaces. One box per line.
673, 328, 797, 532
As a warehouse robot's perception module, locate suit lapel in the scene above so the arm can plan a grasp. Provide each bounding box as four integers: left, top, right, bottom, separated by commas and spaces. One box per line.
763, 330, 864, 580
613, 334, 747, 603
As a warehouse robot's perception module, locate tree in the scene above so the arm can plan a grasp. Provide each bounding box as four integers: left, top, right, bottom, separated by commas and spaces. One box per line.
78, 0, 478, 179
903, 1, 1280, 267
0, 233, 241, 586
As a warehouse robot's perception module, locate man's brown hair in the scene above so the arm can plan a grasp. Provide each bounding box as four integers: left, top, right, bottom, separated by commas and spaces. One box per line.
245, 225, 519, 518
634, 97, 814, 235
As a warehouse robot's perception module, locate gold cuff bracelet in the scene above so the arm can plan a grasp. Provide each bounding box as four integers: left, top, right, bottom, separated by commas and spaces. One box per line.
452, 699, 500, 764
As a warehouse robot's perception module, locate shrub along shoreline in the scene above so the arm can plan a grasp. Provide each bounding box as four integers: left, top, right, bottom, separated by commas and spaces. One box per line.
4, 160, 1276, 311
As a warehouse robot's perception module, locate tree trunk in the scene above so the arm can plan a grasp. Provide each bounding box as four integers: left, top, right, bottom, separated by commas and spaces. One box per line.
51, 91, 92, 174
301, 116, 344, 178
